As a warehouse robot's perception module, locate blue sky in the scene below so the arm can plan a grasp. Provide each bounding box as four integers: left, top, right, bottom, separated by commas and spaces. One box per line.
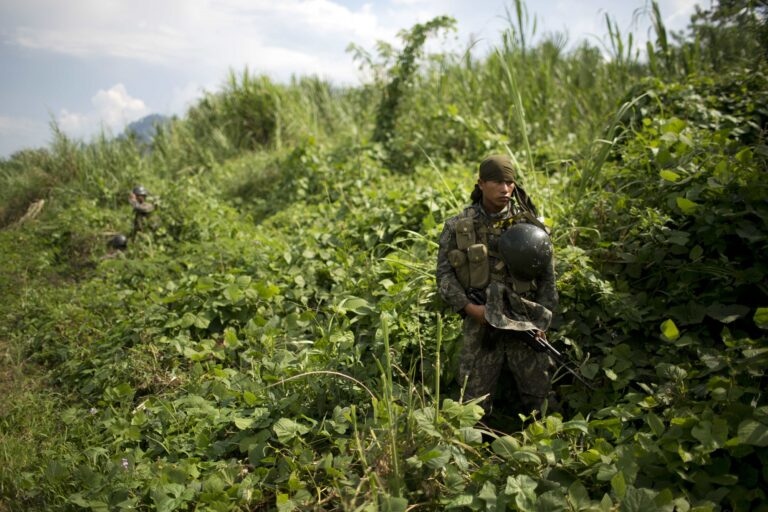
0, 0, 700, 158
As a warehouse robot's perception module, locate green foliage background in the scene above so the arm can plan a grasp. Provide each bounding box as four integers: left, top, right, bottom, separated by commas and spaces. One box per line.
1, 1, 766, 510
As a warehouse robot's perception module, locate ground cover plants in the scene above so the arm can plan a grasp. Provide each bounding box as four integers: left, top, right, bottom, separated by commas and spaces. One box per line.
1, 1, 766, 510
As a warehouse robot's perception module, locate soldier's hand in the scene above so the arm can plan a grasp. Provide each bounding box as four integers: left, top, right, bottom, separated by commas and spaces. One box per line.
129, 192, 136, 201
464, 303, 487, 325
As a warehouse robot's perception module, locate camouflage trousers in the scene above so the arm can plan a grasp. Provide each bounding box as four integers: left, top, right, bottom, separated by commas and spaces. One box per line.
458, 316, 553, 415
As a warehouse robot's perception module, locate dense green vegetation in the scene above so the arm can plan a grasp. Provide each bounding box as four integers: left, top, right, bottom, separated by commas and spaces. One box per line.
1, 1, 766, 510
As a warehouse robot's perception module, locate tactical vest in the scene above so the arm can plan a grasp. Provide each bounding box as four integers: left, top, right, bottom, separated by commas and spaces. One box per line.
447, 205, 545, 295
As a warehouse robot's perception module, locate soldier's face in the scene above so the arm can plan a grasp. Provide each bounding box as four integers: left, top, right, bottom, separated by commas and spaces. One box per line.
478, 179, 514, 213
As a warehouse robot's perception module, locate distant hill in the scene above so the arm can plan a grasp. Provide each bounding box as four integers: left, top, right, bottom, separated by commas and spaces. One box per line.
122, 113, 171, 144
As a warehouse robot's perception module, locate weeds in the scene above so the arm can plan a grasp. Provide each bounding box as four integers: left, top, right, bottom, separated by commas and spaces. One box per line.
1, 1, 767, 510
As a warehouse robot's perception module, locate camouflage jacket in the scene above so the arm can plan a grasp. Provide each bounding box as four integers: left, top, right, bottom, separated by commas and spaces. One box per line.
436, 202, 558, 324
129, 199, 155, 216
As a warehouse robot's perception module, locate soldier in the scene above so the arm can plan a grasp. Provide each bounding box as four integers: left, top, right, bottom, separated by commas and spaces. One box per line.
102, 233, 128, 259
436, 154, 558, 416
128, 185, 155, 237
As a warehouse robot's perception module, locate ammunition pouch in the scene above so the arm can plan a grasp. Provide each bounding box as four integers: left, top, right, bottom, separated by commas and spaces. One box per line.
455, 217, 475, 249
466, 243, 489, 289
448, 249, 470, 289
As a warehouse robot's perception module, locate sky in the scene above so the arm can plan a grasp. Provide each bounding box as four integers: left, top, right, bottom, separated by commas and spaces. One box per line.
0, 0, 701, 158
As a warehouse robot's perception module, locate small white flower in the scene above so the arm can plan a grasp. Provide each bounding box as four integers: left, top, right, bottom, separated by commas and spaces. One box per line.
121, 458, 129, 470
89, 407, 98, 415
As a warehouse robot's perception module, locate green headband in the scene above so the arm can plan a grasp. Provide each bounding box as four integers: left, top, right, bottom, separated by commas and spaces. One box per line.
479, 155, 516, 182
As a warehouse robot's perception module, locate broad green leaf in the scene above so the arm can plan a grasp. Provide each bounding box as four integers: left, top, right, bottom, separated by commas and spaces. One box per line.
597, 463, 617, 481
689, 245, 703, 261
255, 281, 280, 300
568, 481, 591, 509
621, 487, 660, 512
275, 493, 294, 512
581, 362, 600, 379
646, 413, 665, 437
243, 391, 258, 406
506, 474, 537, 500
419, 447, 451, 469
667, 230, 690, 246
273, 418, 310, 443
512, 450, 541, 465
735, 147, 753, 163
458, 427, 483, 444
182, 347, 206, 361
600, 494, 614, 511
657, 363, 687, 380
536, 492, 569, 511
663, 117, 686, 134
478, 481, 497, 509
738, 419, 768, 447
379, 495, 408, 512
578, 449, 602, 466
562, 419, 589, 434
196, 276, 216, 292
446, 495, 475, 509
753, 307, 768, 329
653, 488, 674, 508
441, 398, 484, 427
675, 197, 699, 215
236, 275, 252, 288
234, 416, 255, 430
611, 472, 627, 499
180, 312, 196, 328
706, 303, 749, 323
659, 170, 680, 182
342, 296, 374, 315
660, 319, 680, 341
193, 314, 210, 329
492, 436, 518, 459
224, 283, 242, 302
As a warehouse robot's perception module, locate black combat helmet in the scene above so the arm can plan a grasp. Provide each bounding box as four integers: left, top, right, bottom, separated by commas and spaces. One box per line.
108, 234, 128, 250
132, 185, 149, 197
498, 222, 553, 280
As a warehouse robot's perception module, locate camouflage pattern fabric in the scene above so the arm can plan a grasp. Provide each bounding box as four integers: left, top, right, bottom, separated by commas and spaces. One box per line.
484, 281, 552, 332
130, 199, 155, 236
437, 201, 559, 415
458, 317, 553, 414
436, 203, 516, 312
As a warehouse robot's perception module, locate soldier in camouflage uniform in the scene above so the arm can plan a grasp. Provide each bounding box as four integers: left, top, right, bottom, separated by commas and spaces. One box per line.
129, 185, 155, 238
436, 155, 558, 415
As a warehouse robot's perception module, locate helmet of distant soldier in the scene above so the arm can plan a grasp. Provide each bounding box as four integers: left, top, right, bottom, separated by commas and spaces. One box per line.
498, 222, 553, 281
108, 234, 128, 250
132, 185, 149, 197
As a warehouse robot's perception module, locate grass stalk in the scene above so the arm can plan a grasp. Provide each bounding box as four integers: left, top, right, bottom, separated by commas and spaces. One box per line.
434, 313, 442, 429
379, 315, 402, 497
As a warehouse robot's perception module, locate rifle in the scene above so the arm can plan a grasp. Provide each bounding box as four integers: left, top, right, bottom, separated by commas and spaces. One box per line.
524, 329, 595, 390
466, 288, 595, 390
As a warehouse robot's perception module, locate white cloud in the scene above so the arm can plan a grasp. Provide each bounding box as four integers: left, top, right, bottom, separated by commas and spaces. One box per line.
92, 84, 149, 129
57, 109, 90, 135
8, 0, 391, 73
57, 84, 149, 139
14, 26, 187, 64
